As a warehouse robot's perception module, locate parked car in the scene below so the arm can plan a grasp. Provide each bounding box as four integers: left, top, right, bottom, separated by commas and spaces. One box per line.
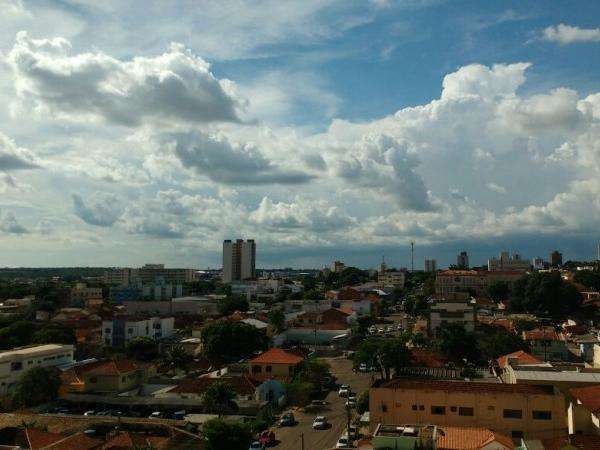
83, 410, 96, 416
249, 441, 264, 450
346, 394, 357, 408
336, 435, 354, 448
279, 412, 296, 426
148, 411, 163, 419
338, 385, 350, 397
172, 410, 186, 420
347, 424, 359, 438
359, 363, 368, 372
312, 416, 328, 430
259, 430, 276, 447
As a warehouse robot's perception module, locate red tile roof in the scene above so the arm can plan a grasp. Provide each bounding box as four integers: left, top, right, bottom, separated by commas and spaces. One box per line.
249, 348, 304, 365
377, 379, 554, 395
25, 428, 63, 449
570, 385, 600, 414
410, 349, 449, 368
542, 434, 600, 450
84, 360, 139, 376
436, 426, 513, 450
102, 431, 167, 449
497, 350, 542, 368
524, 328, 560, 341
42, 432, 102, 450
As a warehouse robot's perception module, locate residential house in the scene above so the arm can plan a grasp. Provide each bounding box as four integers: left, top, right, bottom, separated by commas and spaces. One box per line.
0, 344, 74, 395
497, 351, 542, 370
369, 379, 566, 440
523, 328, 569, 361
568, 384, 600, 435
102, 316, 175, 347
248, 348, 305, 382
59, 359, 152, 394
156, 375, 259, 405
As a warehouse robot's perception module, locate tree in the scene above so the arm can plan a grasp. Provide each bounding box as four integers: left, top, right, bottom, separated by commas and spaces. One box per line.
574, 270, 600, 291
201, 418, 252, 450
284, 381, 313, 406
356, 390, 369, 414
355, 337, 412, 380
166, 345, 189, 371
510, 272, 582, 319
486, 281, 510, 302
404, 294, 428, 317
202, 381, 238, 416
0, 321, 35, 350
125, 337, 159, 361
267, 309, 286, 333
297, 358, 330, 384
12, 367, 61, 407
476, 324, 529, 360
217, 296, 249, 316
32, 324, 76, 345
436, 323, 479, 363
201, 321, 269, 361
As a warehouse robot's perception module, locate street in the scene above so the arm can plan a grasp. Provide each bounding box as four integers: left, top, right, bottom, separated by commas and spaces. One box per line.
272, 357, 374, 450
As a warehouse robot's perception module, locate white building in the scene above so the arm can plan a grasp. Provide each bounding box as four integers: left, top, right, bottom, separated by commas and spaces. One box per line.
102, 316, 175, 347
378, 271, 405, 288
223, 239, 256, 283
427, 295, 476, 334
0, 344, 74, 395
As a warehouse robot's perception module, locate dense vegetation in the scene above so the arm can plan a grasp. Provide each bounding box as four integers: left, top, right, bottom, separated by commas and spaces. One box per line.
201, 320, 269, 361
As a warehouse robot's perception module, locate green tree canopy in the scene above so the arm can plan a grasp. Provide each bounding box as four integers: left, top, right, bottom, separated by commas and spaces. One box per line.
436, 323, 480, 363
267, 309, 286, 333
201, 321, 269, 361
201, 418, 252, 450
486, 281, 510, 302
202, 381, 238, 416
510, 272, 582, 319
32, 323, 76, 345
354, 337, 412, 380
574, 270, 600, 291
125, 336, 159, 361
12, 367, 61, 407
217, 296, 249, 316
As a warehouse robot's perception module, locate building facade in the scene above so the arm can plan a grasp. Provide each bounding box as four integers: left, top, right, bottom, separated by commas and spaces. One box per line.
435, 270, 524, 297
102, 316, 175, 347
378, 271, 405, 288
428, 294, 476, 334
223, 239, 256, 283
549, 250, 563, 268
0, 344, 74, 395
370, 379, 566, 440
487, 251, 530, 272
425, 259, 437, 272
457, 251, 469, 269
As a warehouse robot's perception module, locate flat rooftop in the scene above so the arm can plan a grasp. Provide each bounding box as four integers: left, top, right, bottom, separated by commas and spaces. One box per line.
0, 344, 73, 360
373, 378, 555, 395
375, 424, 436, 440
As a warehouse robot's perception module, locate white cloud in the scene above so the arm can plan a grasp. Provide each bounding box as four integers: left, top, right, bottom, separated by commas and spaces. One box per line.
541, 24, 600, 45
0, 132, 39, 171
441, 63, 530, 100
486, 183, 507, 194
0, 211, 28, 234
72, 192, 123, 227
6, 32, 242, 126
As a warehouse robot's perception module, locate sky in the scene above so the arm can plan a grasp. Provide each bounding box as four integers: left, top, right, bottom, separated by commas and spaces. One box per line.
0, 0, 600, 269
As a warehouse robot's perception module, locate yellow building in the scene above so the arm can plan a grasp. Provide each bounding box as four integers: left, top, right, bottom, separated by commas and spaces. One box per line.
248, 348, 304, 382
369, 379, 566, 440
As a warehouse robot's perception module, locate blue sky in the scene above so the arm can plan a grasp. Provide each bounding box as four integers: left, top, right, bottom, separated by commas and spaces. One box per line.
0, 0, 599, 269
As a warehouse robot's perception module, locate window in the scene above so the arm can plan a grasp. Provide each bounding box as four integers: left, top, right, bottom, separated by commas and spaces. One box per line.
412, 405, 417, 411
450, 406, 457, 412
121, 377, 126, 382
252, 365, 262, 374
431, 406, 446, 415
487, 405, 495, 411
419, 405, 424, 411
503, 409, 522, 419
266, 365, 272, 373
90, 377, 98, 383
511, 430, 524, 439
128, 328, 134, 334
381, 403, 387, 412
533, 410, 552, 420
459, 407, 474, 416
105, 328, 111, 333
10, 362, 22, 371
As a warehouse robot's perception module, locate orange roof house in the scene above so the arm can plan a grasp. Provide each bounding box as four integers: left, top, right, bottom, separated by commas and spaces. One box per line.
436, 426, 513, 450
497, 350, 542, 368
248, 348, 305, 382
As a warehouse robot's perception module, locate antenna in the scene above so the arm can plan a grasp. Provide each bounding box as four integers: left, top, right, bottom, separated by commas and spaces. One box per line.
411, 242, 414, 273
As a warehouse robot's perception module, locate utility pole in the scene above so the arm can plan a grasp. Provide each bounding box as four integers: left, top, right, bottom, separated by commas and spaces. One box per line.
314, 298, 318, 354
300, 433, 304, 450
411, 242, 414, 273
346, 404, 352, 441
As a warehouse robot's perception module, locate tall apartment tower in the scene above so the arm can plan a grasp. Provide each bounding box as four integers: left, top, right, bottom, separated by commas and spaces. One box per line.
457, 251, 469, 269
222, 239, 256, 283
424, 258, 437, 272
550, 250, 563, 268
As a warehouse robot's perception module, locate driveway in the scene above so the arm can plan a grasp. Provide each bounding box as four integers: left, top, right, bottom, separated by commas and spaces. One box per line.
272, 357, 374, 450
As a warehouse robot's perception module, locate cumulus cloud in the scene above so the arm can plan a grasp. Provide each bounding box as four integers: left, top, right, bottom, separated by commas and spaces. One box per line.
72, 193, 122, 227
0, 132, 39, 171
0, 211, 28, 234
6, 32, 242, 126
331, 134, 434, 211
441, 63, 530, 100
486, 183, 507, 194
165, 131, 315, 185
541, 24, 600, 45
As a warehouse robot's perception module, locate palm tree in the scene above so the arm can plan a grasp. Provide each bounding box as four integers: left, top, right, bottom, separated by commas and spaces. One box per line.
202, 381, 238, 417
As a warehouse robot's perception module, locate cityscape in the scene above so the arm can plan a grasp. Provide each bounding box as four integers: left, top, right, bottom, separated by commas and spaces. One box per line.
1, 1, 600, 450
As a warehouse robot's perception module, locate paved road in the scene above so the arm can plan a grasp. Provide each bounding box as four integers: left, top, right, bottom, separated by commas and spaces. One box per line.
273, 357, 374, 450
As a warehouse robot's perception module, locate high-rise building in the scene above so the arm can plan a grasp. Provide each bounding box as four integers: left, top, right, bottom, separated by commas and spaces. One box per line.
550, 250, 563, 268
331, 260, 346, 273
532, 257, 545, 270
424, 258, 437, 272
223, 239, 256, 283
487, 251, 530, 272
457, 251, 469, 269
597, 241, 600, 261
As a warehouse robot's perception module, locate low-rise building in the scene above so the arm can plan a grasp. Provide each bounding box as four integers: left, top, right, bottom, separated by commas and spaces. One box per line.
378, 271, 405, 288
70, 283, 103, 305
435, 270, 523, 297
428, 294, 476, 334
60, 359, 152, 394
102, 316, 175, 347
0, 344, 74, 395
248, 348, 305, 382
369, 379, 566, 440
568, 384, 600, 435
522, 328, 569, 361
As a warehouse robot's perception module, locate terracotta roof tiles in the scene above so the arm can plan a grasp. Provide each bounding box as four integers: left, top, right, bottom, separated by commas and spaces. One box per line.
570, 385, 600, 414
436, 426, 513, 450
497, 350, 542, 368
249, 348, 304, 365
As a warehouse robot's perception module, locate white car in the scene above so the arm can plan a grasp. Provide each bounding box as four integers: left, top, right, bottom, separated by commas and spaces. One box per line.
346, 396, 357, 408
336, 436, 353, 448
338, 384, 350, 397
249, 442, 264, 450
312, 416, 328, 430
148, 411, 163, 419
359, 363, 368, 372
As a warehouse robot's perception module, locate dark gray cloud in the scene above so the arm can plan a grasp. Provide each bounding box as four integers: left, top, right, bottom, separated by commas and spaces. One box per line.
72, 193, 122, 227
7, 33, 241, 127
167, 131, 315, 185
0, 212, 28, 234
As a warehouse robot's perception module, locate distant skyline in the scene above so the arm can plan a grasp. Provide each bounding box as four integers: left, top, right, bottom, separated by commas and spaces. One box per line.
1, 1, 600, 268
